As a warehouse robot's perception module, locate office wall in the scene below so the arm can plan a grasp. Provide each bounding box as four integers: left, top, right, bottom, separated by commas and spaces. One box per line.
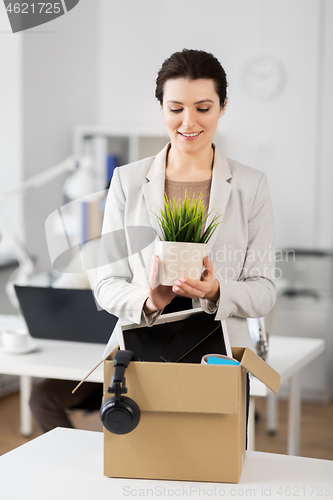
97, 0, 333, 251
22, 1, 100, 269
317, 0, 333, 250
1, 0, 332, 271
0, 10, 23, 262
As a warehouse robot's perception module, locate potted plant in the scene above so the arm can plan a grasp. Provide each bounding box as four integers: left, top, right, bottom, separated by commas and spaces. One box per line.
154, 192, 223, 285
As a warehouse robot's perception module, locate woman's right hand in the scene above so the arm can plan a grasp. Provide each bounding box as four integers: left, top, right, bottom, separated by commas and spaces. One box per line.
143, 255, 176, 314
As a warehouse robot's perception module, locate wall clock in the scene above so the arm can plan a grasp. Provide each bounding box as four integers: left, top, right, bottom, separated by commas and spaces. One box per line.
242, 56, 286, 101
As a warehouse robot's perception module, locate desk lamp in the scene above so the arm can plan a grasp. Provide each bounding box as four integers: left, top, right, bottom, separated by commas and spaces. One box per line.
0, 153, 99, 309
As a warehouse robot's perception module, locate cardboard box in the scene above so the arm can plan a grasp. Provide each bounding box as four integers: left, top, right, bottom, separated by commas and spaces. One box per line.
102, 345, 280, 483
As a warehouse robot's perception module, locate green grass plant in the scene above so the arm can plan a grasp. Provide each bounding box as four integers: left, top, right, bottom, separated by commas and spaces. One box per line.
154, 192, 223, 243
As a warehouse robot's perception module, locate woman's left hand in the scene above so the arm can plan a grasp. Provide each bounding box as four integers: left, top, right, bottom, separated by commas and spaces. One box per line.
172, 256, 220, 303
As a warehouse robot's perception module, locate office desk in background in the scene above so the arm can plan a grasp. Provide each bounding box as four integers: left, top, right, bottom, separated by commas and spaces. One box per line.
0, 314, 325, 456
0, 428, 332, 500
248, 335, 325, 455
0, 314, 105, 437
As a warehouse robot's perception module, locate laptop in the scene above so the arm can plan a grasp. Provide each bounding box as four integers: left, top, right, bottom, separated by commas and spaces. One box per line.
119, 308, 232, 363
14, 285, 117, 344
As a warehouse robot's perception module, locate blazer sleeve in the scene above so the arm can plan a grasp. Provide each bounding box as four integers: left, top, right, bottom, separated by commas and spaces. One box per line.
215, 173, 276, 320
94, 167, 150, 325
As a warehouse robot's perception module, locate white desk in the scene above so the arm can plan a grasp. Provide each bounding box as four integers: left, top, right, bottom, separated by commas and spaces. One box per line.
248, 335, 325, 455
0, 428, 332, 500
0, 314, 105, 436
0, 314, 325, 455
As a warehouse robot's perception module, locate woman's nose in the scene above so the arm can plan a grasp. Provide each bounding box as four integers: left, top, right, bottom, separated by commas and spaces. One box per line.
182, 109, 196, 128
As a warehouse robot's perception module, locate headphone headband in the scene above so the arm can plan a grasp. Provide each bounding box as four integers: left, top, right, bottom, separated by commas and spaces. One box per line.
108, 350, 134, 398
101, 349, 140, 434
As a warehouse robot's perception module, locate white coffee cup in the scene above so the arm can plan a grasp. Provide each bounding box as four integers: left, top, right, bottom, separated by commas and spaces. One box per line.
1, 329, 35, 354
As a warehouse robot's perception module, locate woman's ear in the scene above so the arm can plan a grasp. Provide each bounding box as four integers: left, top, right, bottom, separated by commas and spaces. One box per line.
219, 98, 228, 118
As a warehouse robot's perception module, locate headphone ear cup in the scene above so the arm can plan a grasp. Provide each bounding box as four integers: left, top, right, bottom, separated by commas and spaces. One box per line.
100, 396, 140, 435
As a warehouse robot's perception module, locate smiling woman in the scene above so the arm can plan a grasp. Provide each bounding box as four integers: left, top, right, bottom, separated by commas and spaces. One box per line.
95, 49, 276, 449
95, 48, 276, 359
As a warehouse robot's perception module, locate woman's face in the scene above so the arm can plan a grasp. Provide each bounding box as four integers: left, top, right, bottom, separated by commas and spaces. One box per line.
162, 78, 224, 156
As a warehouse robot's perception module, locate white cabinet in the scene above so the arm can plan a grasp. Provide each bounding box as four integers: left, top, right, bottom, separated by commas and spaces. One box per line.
267, 296, 333, 403
73, 125, 169, 190
59, 125, 169, 260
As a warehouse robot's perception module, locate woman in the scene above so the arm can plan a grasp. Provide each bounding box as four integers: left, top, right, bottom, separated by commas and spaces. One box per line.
95, 49, 276, 356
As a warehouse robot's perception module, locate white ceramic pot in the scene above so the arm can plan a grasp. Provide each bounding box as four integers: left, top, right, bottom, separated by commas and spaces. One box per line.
155, 241, 207, 286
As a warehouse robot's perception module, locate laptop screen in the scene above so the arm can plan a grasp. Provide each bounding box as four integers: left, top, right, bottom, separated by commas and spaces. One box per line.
14, 285, 117, 344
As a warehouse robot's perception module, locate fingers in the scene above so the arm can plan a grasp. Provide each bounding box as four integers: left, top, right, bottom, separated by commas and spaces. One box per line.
203, 255, 211, 267
149, 255, 160, 290
148, 256, 177, 310
152, 254, 217, 301
202, 255, 215, 281
171, 256, 217, 299
172, 277, 207, 299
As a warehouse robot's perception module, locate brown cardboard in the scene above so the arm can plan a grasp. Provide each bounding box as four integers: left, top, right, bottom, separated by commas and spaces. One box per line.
102, 347, 280, 483
233, 347, 281, 394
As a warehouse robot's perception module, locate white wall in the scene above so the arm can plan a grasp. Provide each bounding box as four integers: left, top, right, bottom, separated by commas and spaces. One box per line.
97, 0, 333, 251
1, 0, 332, 271
0, 1, 100, 270
316, 0, 333, 249
22, 0, 100, 269
0, 9, 23, 262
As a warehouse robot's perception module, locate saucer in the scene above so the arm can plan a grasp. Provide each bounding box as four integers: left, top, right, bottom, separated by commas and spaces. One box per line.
0, 341, 38, 355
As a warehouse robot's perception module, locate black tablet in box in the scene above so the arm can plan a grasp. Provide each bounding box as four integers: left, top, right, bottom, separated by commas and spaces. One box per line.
14, 285, 117, 344
119, 308, 232, 363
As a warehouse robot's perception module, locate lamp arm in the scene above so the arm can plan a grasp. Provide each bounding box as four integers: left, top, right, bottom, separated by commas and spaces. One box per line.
0, 155, 76, 311
0, 156, 77, 203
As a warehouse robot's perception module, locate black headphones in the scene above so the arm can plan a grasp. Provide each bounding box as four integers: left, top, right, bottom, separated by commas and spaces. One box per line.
100, 350, 140, 435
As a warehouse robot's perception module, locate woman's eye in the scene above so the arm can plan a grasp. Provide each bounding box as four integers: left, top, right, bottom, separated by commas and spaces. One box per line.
197, 108, 209, 113
170, 109, 182, 113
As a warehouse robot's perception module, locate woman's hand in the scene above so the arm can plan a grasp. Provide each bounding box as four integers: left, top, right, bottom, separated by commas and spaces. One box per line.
143, 255, 176, 314
171, 256, 220, 303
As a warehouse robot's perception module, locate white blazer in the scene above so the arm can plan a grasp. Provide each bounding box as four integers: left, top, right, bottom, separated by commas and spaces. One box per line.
95, 144, 276, 355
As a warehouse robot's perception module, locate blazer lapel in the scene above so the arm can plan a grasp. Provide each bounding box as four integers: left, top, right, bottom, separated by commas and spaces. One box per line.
142, 144, 169, 240
205, 148, 232, 252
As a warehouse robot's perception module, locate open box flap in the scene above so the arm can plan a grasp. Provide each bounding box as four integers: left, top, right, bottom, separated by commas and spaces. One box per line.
232, 347, 280, 394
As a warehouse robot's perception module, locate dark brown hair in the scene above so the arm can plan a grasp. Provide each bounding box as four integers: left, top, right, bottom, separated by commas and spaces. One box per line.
155, 49, 228, 108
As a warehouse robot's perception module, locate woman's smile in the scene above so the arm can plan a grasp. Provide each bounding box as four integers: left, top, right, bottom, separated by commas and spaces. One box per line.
178, 130, 203, 140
